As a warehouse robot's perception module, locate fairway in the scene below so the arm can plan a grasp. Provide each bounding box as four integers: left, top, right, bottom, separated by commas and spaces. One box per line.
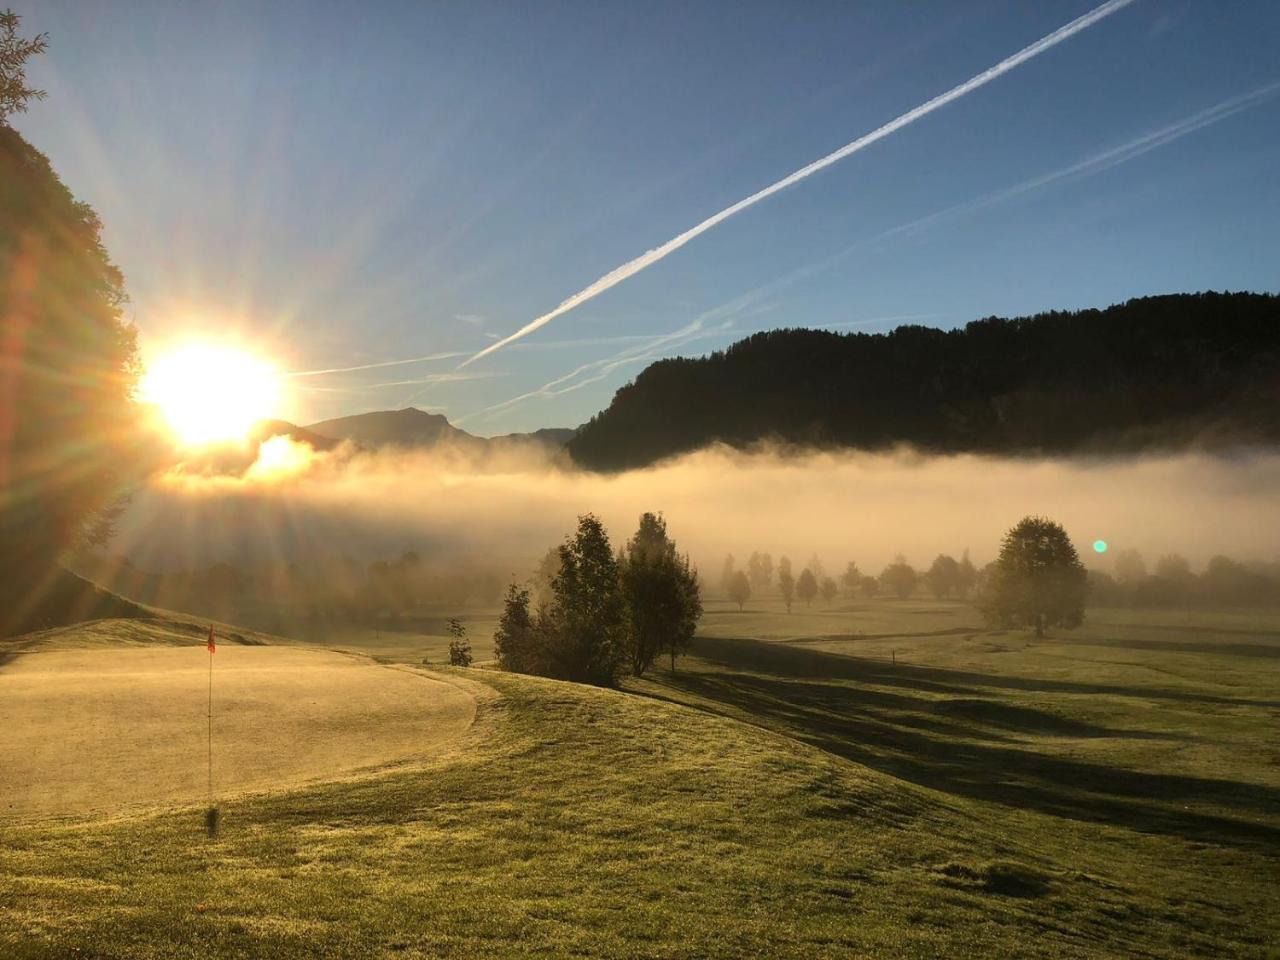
1, 645, 475, 820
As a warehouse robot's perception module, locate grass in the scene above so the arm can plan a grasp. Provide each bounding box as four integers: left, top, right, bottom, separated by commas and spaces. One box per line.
1, 596, 1277, 957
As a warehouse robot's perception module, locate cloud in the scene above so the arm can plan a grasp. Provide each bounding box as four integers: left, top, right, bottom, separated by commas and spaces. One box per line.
459, 0, 1137, 367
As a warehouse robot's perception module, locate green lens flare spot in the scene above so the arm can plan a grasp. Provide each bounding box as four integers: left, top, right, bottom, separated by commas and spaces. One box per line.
1093, 540, 1108, 554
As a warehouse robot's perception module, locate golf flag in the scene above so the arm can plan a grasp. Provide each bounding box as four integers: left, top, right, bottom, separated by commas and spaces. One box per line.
207, 625, 216, 654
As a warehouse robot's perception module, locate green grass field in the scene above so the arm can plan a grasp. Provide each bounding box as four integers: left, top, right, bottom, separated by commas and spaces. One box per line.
2, 597, 1277, 957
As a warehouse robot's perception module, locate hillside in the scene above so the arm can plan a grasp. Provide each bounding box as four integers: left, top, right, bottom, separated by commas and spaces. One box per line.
7, 611, 1279, 957
567, 292, 1280, 470
305, 408, 574, 453
307, 407, 476, 448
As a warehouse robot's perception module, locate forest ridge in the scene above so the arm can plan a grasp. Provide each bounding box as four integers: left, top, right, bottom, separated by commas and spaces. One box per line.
566, 292, 1280, 470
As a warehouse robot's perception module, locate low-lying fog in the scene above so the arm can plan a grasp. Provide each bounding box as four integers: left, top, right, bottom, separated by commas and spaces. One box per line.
109, 438, 1280, 577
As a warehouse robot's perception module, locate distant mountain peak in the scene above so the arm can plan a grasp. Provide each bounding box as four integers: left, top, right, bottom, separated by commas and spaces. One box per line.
304, 408, 576, 453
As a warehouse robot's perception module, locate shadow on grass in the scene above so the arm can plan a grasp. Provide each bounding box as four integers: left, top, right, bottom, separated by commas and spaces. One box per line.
1065, 636, 1280, 658
642, 635, 1280, 850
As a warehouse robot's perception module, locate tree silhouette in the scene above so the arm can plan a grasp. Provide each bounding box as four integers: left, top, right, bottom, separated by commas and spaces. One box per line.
926, 554, 961, 599
543, 514, 627, 685
778, 559, 795, 613
880, 557, 917, 600
1, 26, 140, 630
980, 516, 1087, 638
819, 576, 838, 603
957, 550, 978, 598
447, 617, 472, 667
493, 584, 539, 674
796, 569, 818, 607
0, 10, 47, 120
1113, 548, 1147, 585
747, 551, 773, 591
619, 512, 702, 675
727, 570, 751, 611
840, 561, 861, 594
719, 553, 736, 596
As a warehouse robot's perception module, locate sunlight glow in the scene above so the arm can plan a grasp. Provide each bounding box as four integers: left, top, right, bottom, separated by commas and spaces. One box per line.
140, 343, 282, 447
246, 435, 318, 480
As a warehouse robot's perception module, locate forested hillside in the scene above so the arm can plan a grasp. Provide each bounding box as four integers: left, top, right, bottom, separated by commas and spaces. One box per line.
568, 293, 1280, 470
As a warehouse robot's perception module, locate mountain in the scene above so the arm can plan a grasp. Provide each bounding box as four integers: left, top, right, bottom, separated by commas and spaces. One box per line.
251, 419, 343, 451
306, 408, 474, 448
489, 427, 577, 448
305, 407, 575, 454
567, 292, 1280, 471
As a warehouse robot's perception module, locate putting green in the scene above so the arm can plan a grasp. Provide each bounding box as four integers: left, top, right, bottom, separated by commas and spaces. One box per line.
0, 645, 474, 820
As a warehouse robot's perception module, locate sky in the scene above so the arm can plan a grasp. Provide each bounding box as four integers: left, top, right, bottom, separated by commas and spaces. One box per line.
15, 0, 1280, 435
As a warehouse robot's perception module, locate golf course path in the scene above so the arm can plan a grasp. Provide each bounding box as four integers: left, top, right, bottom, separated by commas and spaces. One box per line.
0, 645, 475, 820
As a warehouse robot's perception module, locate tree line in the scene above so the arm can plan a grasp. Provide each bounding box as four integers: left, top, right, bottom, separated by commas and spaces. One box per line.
717, 550, 981, 610
567, 292, 1280, 471
1089, 550, 1280, 608
494, 513, 702, 686
1, 14, 141, 633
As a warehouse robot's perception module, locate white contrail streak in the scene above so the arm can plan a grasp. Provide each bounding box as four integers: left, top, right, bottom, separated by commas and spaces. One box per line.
456, 295, 771, 424
460, 0, 1138, 367
287, 351, 465, 377
883, 79, 1280, 241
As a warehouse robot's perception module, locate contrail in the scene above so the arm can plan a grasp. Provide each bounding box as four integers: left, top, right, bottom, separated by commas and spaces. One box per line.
461, 0, 1138, 367
456, 295, 770, 424
882, 79, 1280, 241
287, 351, 465, 377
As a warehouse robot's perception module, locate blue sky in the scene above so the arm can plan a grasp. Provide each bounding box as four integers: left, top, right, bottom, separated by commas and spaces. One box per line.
15, 1, 1280, 433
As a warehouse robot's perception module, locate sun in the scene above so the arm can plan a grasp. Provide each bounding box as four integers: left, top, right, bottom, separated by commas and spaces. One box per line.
140, 343, 282, 447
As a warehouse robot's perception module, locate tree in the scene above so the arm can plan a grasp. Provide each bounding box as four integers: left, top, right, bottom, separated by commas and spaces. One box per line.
447, 617, 472, 667
957, 549, 978, 598
747, 551, 773, 591
796, 568, 818, 607
926, 554, 961, 599
543, 514, 627, 686
0, 10, 47, 121
619, 512, 702, 676
859, 575, 878, 598
806, 554, 826, 584
493, 584, 539, 674
1, 28, 140, 629
778, 558, 795, 613
880, 556, 917, 600
529, 546, 559, 609
728, 570, 751, 611
1154, 553, 1192, 583
980, 516, 1087, 638
840, 561, 861, 594
820, 576, 838, 603
719, 554, 736, 596
1113, 548, 1147, 586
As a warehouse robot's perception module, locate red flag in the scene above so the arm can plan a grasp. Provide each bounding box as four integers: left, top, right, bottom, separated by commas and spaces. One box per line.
207, 625, 216, 654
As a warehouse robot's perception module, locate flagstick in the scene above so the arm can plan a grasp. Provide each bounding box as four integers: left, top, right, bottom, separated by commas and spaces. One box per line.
207, 642, 213, 805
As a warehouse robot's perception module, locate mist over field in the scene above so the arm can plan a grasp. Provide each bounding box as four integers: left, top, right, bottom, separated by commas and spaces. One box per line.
113, 439, 1280, 575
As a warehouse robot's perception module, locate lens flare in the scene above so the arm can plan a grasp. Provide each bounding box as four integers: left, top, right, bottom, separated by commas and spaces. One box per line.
1093, 539, 1109, 553
140, 343, 282, 447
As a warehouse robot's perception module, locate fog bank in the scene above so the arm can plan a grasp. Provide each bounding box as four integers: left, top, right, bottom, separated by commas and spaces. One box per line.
114, 440, 1280, 576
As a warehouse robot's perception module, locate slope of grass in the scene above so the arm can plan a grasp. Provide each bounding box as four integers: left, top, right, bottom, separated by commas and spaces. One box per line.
3, 603, 1277, 957
0, 625, 1274, 957
631, 597, 1280, 956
